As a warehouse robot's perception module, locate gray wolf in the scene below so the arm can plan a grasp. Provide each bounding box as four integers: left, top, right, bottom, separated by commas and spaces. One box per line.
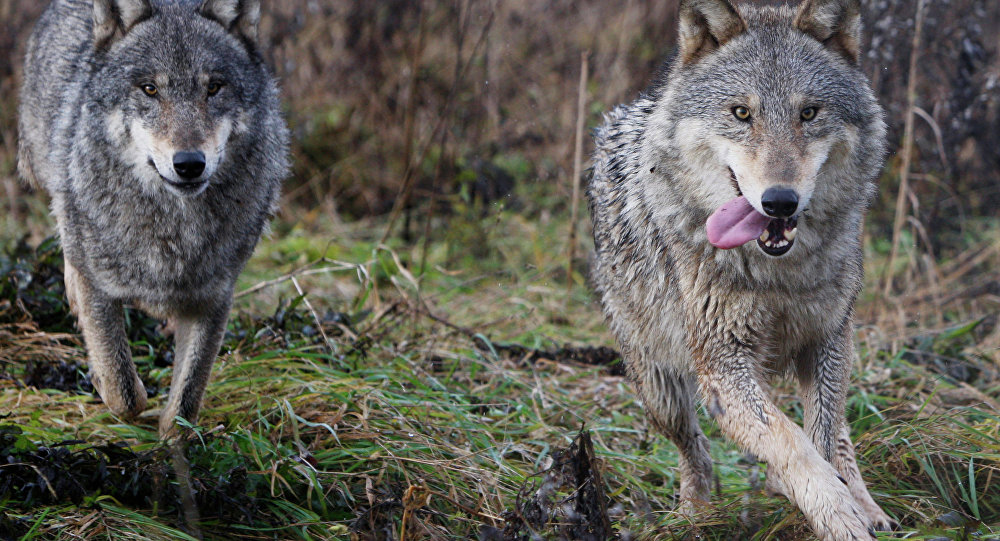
588, 0, 894, 538
18, 0, 289, 438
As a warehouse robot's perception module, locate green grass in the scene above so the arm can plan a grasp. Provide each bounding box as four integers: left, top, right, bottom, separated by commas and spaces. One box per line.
1, 193, 998, 540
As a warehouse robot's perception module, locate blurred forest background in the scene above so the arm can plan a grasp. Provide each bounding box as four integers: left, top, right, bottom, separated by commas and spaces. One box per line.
1, 1, 999, 539
5, 0, 997, 337
3, 0, 999, 246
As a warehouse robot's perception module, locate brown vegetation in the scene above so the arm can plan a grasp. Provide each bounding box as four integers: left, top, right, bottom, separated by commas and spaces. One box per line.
1, 1, 997, 223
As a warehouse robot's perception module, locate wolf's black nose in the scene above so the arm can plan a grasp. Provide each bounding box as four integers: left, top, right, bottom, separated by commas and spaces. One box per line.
173, 151, 206, 180
761, 187, 799, 218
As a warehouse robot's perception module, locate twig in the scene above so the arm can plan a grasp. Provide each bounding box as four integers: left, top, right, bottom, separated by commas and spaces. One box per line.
399, 483, 432, 541
399, 4, 426, 242
912, 106, 948, 170
415, 303, 478, 338
426, 487, 502, 524
906, 215, 941, 325
883, 0, 926, 299
379, 7, 496, 245
419, 131, 450, 275
941, 243, 998, 285
235, 262, 357, 299
290, 276, 335, 351
171, 441, 204, 540
565, 51, 589, 291
0, 462, 59, 500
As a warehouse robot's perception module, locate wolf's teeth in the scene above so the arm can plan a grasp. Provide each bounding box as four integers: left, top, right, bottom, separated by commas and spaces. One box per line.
760, 231, 769, 242
785, 227, 797, 241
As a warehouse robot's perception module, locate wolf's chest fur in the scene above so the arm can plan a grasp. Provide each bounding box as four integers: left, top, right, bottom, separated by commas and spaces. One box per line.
593, 205, 855, 373
57, 177, 259, 311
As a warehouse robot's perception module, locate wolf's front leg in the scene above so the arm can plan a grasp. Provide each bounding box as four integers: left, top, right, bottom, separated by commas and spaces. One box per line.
695, 351, 874, 541
69, 264, 147, 417
159, 300, 231, 438
797, 326, 897, 532
631, 362, 713, 509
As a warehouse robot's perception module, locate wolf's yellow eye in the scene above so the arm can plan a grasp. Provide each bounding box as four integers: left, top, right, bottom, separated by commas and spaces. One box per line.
801, 106, 818, 121
207, 82, 223, 96
733, 106, 751, 121
141, 84, 158, 97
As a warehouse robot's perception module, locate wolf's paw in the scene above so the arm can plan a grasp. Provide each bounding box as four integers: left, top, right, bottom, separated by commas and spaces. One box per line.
811, 501, 876, 541
91, 370, 148, 418
159, 416, 182, 441
108, 389, 148, 419
794, 460, 878, 540
863, 504, 898, 532
807, 484, 878, 541
845, 475, 898, 531
763, 469, 787, 498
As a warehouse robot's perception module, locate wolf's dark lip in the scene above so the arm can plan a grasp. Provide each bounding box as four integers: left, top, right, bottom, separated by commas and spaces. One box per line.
164, 178, 207, 192
728, 167, 742, 196
160, 174, 207, 194
150, 159, 207, 194
757, 215, 798, 256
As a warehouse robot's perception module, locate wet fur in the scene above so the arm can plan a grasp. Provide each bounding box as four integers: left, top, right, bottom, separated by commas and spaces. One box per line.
588, 0, 893, 538
18, 0, 289, 438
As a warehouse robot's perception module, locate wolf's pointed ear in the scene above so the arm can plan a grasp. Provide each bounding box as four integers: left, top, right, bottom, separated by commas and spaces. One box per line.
795, 0, 863, 64
200, 0, 261, 46
93, 0, 153, 50
677, 0, 746, 65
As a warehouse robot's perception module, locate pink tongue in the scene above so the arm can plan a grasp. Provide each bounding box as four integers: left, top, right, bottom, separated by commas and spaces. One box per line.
706, 196, 772, 249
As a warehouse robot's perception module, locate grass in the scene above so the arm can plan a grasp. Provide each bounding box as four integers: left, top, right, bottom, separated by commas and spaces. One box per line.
1, 184, 999, 540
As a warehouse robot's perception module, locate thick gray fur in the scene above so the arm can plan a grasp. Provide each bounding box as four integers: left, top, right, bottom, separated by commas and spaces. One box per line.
18, 0, 289, 438
588, 0, 894, 538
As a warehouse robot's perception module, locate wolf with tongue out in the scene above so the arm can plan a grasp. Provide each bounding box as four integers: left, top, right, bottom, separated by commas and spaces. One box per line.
587, 0, 894, 539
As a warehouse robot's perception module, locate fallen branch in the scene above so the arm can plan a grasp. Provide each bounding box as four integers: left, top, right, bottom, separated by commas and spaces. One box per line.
412, 304, 623, 375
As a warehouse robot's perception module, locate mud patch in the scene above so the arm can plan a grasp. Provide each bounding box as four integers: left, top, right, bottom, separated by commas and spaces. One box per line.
21, 360, 94, 394
496, 428, 615, 541
229, 297, 365, 352
13, 359, 161, 398
0, 425, 262, 526
475, 338, 623, 376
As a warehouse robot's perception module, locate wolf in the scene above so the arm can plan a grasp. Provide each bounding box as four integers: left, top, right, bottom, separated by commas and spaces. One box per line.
588, 0, 895, 538
18, 0, 289, 438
